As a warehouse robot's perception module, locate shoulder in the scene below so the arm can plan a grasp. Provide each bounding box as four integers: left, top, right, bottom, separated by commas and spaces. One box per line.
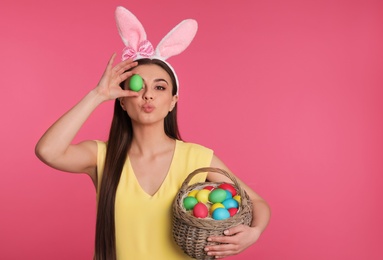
94, 140, 107, 152
174, 140, 214, 183
93, 140, 108, 166
175, 140, 214, 168
177, 140, 213, 154
92, 140, 107, 190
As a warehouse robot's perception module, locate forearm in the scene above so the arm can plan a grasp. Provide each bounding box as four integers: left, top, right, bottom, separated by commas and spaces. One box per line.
35, 89, 105, 162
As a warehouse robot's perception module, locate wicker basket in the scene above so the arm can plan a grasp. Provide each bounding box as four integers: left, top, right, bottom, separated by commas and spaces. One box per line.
172, 167, 253, 259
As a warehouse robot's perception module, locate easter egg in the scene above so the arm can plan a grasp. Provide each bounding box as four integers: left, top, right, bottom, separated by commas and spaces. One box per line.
212, 208, 230, 220
233, 195, 241, 204
188, 190, 199, 197
218, 183, 237, 197
208, 188, 227, 203
222, 198, 239, 209
225, 190, 233, 200
210, 203, 225, 215
193, 203, 208, 218
228, 208, 238, 217
196, 189, 210, 204
203, 185, 215, 191
129, 74, 143, 91
183, 196, 198, 210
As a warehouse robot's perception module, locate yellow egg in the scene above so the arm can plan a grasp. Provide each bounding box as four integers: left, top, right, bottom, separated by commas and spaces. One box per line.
188, 190, 199, 197
210, 203, 225, 214
233, 195, 241, 204
196, 189, 210, 204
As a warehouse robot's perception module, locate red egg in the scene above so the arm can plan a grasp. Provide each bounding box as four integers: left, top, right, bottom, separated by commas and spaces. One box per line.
203, 185, 215, 191
218, 183, 237, 197
228, 208, 238, 217
193, 203, 208, 218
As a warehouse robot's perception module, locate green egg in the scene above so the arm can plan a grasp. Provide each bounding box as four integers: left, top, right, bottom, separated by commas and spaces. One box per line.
208, 188, 227, 203
129, 74, 143, 91
183, 196, 198, 210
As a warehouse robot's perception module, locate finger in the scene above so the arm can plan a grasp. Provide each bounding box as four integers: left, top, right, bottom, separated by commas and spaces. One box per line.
119, 69, 136, 82
206, 233, 242, 249
224, 225, 245, 236
107, 53, 117, 69
213, 253, 232, 259
114, 59, 138, 75
208, 236, 232, 244
100, 53, 117, 80
205, 244, 237, 258
207, 225, 244, 242
111, 70, 134, 88
120, 59, 138, 71
206, 243, 235, 251
119, 89, 139, 97
205, 240, 236, 252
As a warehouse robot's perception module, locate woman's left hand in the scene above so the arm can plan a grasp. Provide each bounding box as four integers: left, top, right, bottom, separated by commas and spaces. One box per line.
204, 224, 262, 259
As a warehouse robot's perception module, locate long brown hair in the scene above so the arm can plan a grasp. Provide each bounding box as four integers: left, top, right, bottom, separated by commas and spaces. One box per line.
94, 59, 181, 260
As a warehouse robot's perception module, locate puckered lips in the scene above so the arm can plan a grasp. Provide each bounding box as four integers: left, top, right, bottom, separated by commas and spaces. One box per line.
142, 103, 155, 113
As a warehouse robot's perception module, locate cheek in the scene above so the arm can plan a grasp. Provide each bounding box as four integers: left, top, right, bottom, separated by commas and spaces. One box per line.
123, 98, 139, 113
125, 100, 137, 108
163, 98, 175, 110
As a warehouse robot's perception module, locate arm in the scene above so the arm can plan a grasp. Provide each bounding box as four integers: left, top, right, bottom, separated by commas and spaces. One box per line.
35, 54, 138, 184
204, 155, 271, 258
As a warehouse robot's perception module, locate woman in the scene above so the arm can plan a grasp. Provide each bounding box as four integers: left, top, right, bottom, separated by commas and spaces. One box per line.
36, 55, 270, 259
36, 7, 271, 259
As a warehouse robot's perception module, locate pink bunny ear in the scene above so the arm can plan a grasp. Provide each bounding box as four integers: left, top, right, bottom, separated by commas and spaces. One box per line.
115, 6, 146, 49
155, 19, 198, 60
115, 6, 155, 61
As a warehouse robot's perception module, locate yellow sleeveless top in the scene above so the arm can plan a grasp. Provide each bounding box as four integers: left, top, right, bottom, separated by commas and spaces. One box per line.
96, 140, 213, 259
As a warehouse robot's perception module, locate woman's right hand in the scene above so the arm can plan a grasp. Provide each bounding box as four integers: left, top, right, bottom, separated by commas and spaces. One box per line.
95, 53, 139, 101
35, 53, 139, 179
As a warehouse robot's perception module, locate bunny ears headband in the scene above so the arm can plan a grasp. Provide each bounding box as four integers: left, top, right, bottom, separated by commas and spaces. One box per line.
115, 6, 198, 95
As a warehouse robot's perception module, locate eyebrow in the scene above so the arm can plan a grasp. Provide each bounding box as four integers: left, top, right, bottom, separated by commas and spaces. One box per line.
154, 78, 169, 85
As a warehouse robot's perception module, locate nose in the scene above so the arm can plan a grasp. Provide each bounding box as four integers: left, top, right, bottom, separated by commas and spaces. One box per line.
142, 87, 154, 101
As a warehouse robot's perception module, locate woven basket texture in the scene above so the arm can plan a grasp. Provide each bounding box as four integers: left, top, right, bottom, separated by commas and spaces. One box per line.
172, 167, 253, 259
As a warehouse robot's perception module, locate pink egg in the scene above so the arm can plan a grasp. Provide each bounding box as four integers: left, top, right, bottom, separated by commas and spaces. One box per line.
218, 183, 237, 197
193, 203, 208, 218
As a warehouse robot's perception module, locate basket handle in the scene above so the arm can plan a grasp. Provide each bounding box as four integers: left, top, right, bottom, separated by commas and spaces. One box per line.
181, 167, 250, 207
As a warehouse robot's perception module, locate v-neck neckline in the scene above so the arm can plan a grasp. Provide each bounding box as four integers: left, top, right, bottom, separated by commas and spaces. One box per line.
126, 140, 179, 198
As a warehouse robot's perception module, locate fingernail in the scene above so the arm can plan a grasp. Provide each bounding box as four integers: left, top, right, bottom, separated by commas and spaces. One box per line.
224, 230, 229, 235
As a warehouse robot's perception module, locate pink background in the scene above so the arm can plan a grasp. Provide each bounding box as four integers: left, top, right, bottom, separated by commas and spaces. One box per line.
1, 0, 382, 259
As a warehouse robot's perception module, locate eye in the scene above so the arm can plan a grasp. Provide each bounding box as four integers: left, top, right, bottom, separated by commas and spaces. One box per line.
155, 85, 166, 91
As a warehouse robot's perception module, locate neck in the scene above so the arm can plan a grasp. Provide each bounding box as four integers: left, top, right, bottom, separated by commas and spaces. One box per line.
130, 122, 174, 156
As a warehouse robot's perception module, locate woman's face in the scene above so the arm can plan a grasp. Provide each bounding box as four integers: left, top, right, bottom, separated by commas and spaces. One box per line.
121, 64, 178, 125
